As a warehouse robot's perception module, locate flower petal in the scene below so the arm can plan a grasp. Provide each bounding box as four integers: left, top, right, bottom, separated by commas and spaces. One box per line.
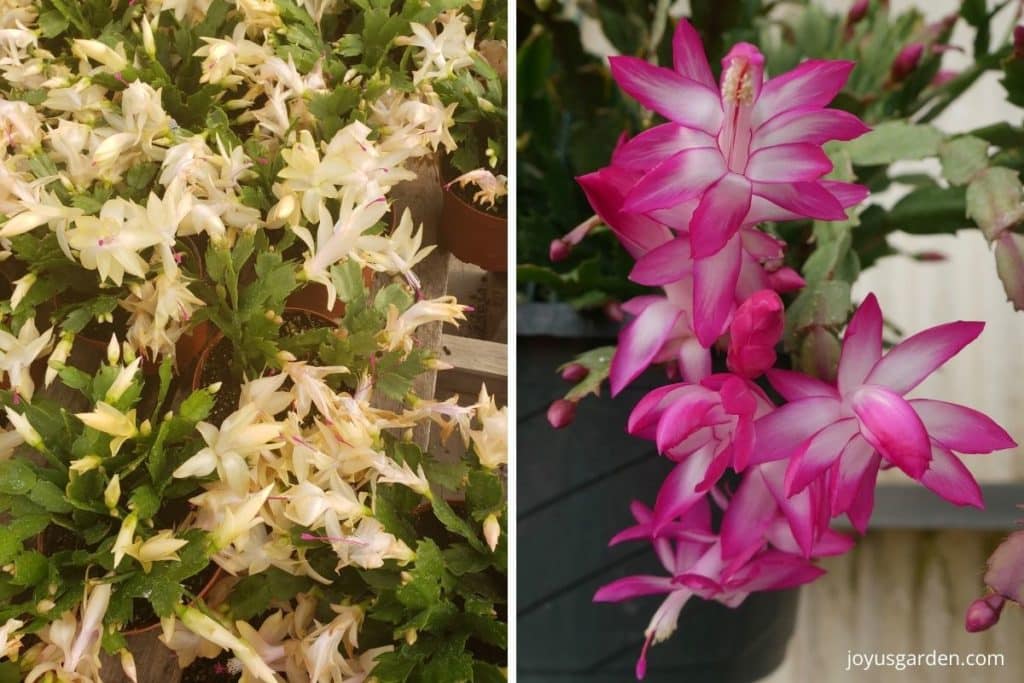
594, 575, 675, 602
578, 167, 674, 258
614, 123, 715, 172
720, 470, 776, 560
764, 368, 839, 402
652, 446, 715, 534
609, 56, 723, 134
610, 300, 683, 395
672, 19, 716, 89
821, 180, 870, 208
837, 293, 883, 395
753, 107, 869, 149
752, 59, 855, 126
751, 396, 842, 464
866, 321, 984, 395
750, 181, 846, 220
919, 443, 983, 508
630, 237, 692, 286
760, 461, 817, 557
628, 383, 694, 439
623, 147, 726, 214
911, 399, 1017, 454
692, 234, 743, 346
654, 391, 717, 454
850, 385, 931, 478
690, 173, 752, 258
785, 418, 859, 496
746, 144, 833, 182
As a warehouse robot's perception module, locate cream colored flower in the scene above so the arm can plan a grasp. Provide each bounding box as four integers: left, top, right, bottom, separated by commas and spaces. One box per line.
397, 11, 476, 84
75, 403, 138, 456
175, 606, 278, 683
67, 199, 161, 285
359, 208, 435, 290
471, 385, 507, 469
0, 319, 53, 400
125, 530, 189, 573
448, 169, 508, 209
0, 617, 23, 660
383, 295, 467, 351
173, 404, 283, 495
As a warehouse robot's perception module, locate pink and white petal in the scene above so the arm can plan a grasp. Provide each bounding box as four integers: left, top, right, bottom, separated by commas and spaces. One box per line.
678, 337, 712, 382
740, 228, 786, 260
647, 199, 699, 232
623, 147, 726, 214
785, 418, 859, 496
690, 174, 752, 259
846, 457, 879, 534
866, 321, 985, 395
837, 293, 883, 394
911, 399, 1017, 454
696, 445, 733, 491
720, 469, 776, 560
753, 107, 870, 149
729, 551, 826, 592
851, 385, 932, 479
751, 396, 842, 464
609, 56, 723, 134
828, 435, 876, 517
615, 123, 716, 171
731, 416, 756, 472
764, 368, 839, 402
692, 234, 743, 346
752, 60, 855, 127
652, 446, 715, 533
628, 383, 696, 438
672, 19, 717, 89
760, 461, 817, 557
630, 237, 693, 286
750, 181, 846, 220
594, 575, 675, 602
655, 391, 717, 453
745, 144, 833, 183
621, 295, 665, 317
919, 443, 984, 509
610, 300, 684, 396
820, 180, 870, 208
578, 168, 674, 258
746, 195, 804, 223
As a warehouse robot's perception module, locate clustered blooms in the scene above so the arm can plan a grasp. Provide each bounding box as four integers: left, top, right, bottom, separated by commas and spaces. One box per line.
565, 21, 1017, 678
0, 1, 507, 681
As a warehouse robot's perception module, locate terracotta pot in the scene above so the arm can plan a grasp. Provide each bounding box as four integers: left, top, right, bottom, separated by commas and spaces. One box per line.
439, 182, 507, 273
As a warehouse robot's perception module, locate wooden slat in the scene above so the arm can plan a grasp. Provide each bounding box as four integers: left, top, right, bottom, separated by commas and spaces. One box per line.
439, 334, 507, 380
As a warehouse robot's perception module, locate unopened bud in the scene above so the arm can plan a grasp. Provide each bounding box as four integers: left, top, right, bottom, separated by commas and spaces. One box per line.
547, 399, 577, 429
139, 419, 152, 436
890, 43, 924, 82
846, 0, 868, 25
483, 513, 500, 552
141, 17, 156, 56
404, 629, 417, 646
549, 239, 570, 262
604, 300, 624, 323
560, 363, 589, 382
104, 474, 121, 511
965, 594, 1005, 632
208, 381, 222, 394
107, 334, 120, 365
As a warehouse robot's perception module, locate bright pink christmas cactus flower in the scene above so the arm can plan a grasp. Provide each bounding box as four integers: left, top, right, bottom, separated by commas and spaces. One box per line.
628, 374, 775, 491
609, 20, 869, 255
753, 293, 1017, 529
595, 496, 832, 680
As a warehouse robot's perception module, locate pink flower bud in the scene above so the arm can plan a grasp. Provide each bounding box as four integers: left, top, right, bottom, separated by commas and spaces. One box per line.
931, 69, 958, 87
965, 594, 1005, 633
766, 266, 805, 293
547, 399, 577, 429
561, 363, 589, 382
549, 239, 571, 262
604, 300, 624, 322
890, 43, 924, 82
847, 0, 869, 25
1015, 25, 1024, 59
727, 290, 784, 378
